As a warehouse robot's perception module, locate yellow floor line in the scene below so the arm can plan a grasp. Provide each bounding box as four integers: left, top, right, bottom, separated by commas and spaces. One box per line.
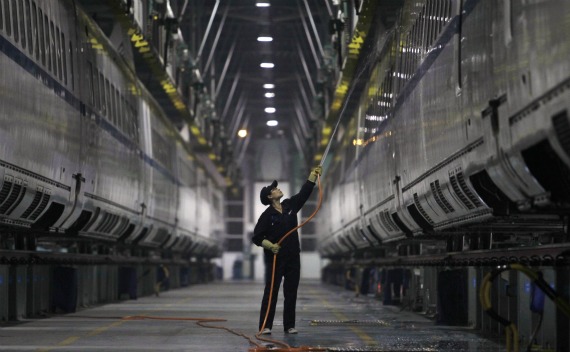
36, 336, 80, 352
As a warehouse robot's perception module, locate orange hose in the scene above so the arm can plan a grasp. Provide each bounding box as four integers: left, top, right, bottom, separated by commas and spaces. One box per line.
255, 175, 324, 348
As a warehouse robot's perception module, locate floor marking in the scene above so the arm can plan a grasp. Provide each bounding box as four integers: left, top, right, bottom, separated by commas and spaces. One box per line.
36, 336, 80, 352
33, 289, 228, 351
35, 319, 127, 351
87, 320, 126, 337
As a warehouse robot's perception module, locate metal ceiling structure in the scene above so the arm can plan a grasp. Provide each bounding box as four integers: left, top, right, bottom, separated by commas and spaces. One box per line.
78, 0, 382, 188
176, 0, 335, 185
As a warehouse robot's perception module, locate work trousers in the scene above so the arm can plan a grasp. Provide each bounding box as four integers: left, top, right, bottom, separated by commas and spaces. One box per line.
258, 253, 300, 331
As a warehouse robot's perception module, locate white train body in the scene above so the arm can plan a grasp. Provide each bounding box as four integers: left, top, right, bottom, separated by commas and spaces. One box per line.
319, 0, 570, 256
0, 0, 220, 256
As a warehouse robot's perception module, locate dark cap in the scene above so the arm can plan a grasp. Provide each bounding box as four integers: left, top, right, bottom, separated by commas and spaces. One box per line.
259, 180, 278, 205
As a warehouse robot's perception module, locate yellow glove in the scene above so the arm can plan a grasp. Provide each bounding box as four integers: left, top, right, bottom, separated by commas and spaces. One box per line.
262, 239, 280, 254
308, 166, 322, 183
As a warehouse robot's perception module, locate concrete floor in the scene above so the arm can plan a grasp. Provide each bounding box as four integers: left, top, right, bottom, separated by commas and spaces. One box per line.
0, 280, 505, 351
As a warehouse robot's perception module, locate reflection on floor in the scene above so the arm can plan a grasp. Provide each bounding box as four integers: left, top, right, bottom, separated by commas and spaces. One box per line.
0, 280, 504, 351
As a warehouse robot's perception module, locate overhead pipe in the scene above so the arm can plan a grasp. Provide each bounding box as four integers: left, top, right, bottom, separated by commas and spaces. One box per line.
296, 43, 316, 97
196, 0, 220, 65
297, 2, 321, 69
215, 39, 237, 98
295, 74, 314, 118
204, 1, 231, 74
302, 0, 325, 58
293, 97, 312, 139
229, 93, 247, 138
221, 69, 241, 121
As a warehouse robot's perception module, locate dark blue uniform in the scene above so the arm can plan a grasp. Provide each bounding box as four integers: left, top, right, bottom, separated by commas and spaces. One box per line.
252, 180, 315, 331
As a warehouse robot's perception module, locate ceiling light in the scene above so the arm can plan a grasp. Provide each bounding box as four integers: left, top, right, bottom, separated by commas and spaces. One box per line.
237, 129, 247, 138
265, 107, 276, 113
257, 36, 273, 42
265, 92, 275, 98
260, 63, 274, 68
267, 120, 278, 127
256, 2, 270, 7
263, 84, 275, 89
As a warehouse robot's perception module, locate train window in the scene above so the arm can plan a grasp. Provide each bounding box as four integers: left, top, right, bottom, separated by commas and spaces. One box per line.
55, 26, 62, 80
114, 86, 120, 126
31, 3, 38, 58
110, 84, 117, 125
69, 41, 74, 90
49, 21, 57, 77
121, 96, 127, 134
25, 0, 32, 55
108, 83, 114, 123
105, 78, 111, 120
99, 73, 105, 115
43, 14, 49, 71
8, 0, 16, 43
10, 0, 17, 42
116, 92, 122, 130
130, 105, 136, 140
36, 7, 43, 63
3, 0, 10, 36
18, 0, 24, 49
87, 62, 94, 106
92, 69, 100, 110
61, 32, 66, 84
131, 105, 139, 142
114, 87, 120, 127
435, 0, 443, 42
426, 1, 434, 50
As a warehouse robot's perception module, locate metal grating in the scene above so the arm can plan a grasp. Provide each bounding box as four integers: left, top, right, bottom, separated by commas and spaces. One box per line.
94, 212, 110, 232
0, 179, 25, 214
449, 174, 474, 209
456, 172, 482, 207
101, 214, 119, 233
384, 211, 399, 230
0, 176, 14, 207
21, 187, 43, 219
413, 193, 434, 224
378, 212, 394, 232
430, 180, 454, 213
552, 110, 570, 156
6, 182, 26, 215
310, 319, 390, 327
112, 217, 129, 236
29, 192, 50, 220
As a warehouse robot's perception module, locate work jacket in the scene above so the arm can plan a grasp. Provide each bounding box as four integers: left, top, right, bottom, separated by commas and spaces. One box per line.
252, 180, 315, 257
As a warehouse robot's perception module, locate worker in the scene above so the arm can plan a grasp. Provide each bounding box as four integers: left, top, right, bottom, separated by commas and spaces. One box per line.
252, 166, 322, 335
154, 264, 170, 297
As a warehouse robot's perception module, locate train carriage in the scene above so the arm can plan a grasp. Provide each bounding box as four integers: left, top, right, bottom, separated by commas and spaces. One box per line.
0, 0, 220, 257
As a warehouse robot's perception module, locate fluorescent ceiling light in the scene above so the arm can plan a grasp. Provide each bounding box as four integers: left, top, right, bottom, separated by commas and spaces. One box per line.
260, 62, 274, 68
267, 120, 278, 126
265, 92, 275, 98
256, 2, 270, 7
257, 36, 273, 42
237, 129, 247, 138
265, 107, 276, 113
263, 84, 275, 89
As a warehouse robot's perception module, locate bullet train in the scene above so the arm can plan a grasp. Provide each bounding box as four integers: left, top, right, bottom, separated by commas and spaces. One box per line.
0, 0, 220, 257
318, 0, 570, 257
